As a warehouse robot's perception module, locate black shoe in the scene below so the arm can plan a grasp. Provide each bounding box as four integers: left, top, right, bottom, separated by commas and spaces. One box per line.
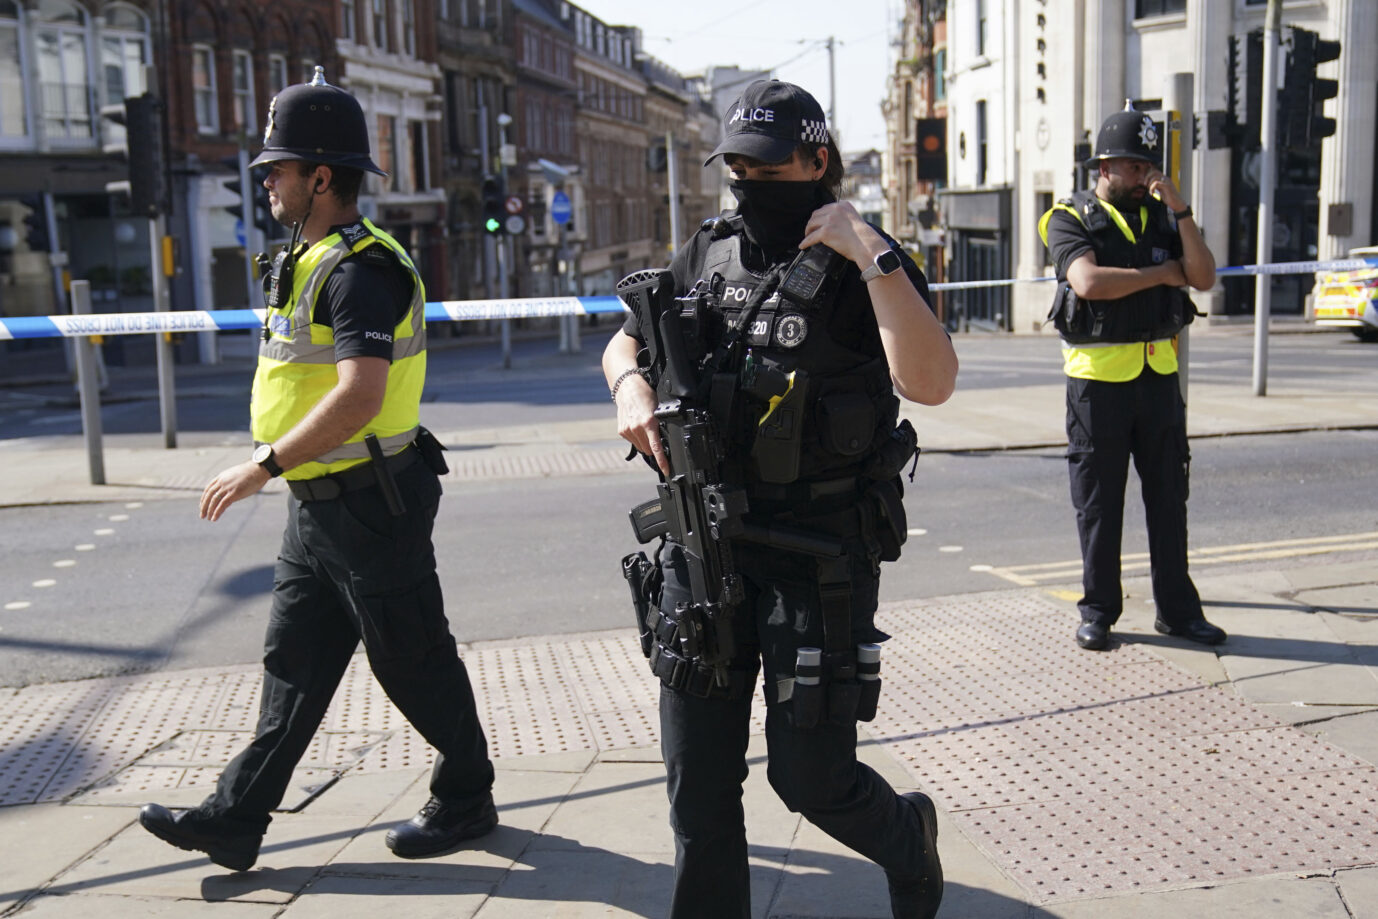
1076, 621, 1110, 650
138, 803, 261, 871
385, 794, 498, 858
887, 791, 943, 919
1155, 617, 1227, 645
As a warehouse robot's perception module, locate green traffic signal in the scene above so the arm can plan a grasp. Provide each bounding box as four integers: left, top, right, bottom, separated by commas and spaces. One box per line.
485, 216, 501, 233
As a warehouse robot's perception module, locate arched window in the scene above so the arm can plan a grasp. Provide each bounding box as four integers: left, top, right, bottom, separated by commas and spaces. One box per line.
34, 0, 94, 140
100, 2, 149, 106
0, 0, 28, 139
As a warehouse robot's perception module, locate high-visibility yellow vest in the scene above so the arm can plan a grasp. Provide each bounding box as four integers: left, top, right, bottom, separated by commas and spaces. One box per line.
250, 218, 426, 481
1039, 197, 1179, 381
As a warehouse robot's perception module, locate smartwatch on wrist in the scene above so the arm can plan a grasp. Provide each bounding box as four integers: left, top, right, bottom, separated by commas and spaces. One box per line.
1173, 206, 1194, 222
252, 443, 284, 478
859, 248, 903, 283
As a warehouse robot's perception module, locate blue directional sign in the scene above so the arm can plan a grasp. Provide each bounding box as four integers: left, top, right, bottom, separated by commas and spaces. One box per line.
234, 218, 246, 247
550, 190, 572, 225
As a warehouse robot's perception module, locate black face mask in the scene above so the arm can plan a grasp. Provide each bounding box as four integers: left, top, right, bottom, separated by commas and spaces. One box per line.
729, 179, 833, 257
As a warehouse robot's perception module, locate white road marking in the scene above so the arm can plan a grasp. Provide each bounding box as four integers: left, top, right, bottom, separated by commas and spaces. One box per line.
939, 545, 964, 553
4, 602, 30, 611
52, 559, 75, 568
32, 579, 56, 588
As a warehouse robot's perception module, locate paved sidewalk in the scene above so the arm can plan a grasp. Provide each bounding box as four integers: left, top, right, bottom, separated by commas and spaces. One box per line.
2, 334, 1377, 917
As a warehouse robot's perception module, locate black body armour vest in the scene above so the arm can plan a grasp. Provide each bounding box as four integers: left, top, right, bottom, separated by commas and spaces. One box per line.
685, 221, 900, 485
1049, 190, 1197, 345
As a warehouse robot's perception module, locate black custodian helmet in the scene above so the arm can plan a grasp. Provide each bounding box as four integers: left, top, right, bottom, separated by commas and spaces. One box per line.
249, 67, 386, 177
1088, 101, 1162, 167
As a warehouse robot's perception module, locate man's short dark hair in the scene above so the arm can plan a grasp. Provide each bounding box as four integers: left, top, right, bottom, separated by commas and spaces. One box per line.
300, 161, 364, 205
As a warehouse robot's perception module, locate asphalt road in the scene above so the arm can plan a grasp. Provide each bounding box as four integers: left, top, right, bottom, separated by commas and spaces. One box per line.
2, 424, 1374, 688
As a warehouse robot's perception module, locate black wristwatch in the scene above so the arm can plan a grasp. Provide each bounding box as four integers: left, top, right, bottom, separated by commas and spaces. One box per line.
1173, 206, 1194, 221
252, 443, 284, 478
860, 248, 903, 283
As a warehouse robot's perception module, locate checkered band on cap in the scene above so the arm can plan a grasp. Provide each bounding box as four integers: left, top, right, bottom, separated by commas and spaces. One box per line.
801, 119, 829, 144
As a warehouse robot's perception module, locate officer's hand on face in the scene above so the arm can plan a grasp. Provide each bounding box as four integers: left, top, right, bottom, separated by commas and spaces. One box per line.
615, 375, 670, 476
1146, 170, 1186, 212
200, 461, 271, 522
801, 201, 889, 269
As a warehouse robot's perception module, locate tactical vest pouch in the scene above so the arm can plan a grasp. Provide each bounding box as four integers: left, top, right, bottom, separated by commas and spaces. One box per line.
861, 419, 918, 481
816, 390, 876, 458
1047, 282, 1105, 343
862, 478, 908, 563
414, 426, 449, 476
750, 368, 810, 484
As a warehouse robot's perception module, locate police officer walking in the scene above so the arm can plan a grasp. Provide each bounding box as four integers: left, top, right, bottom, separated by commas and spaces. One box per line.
603, 80, 957, 918
1039, 102, 1227, 652
139, 69, 496, 870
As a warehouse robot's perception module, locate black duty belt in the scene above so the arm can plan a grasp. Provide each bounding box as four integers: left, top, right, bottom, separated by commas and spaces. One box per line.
745, 475, 859, 505
287, 445, 418, 502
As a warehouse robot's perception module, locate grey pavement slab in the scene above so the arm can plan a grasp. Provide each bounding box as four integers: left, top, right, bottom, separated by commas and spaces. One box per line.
1338, 865, 1378, 919
280, 876, 491, 918
0, 804, 135, 913
14, 893, 281, 916
1031, 875, 1353, 917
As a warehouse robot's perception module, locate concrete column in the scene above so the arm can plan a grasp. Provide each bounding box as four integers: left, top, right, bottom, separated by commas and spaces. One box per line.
1190, 0, 1235, 316
1318, 0, 1377, 257
1083, 0, 1125, 132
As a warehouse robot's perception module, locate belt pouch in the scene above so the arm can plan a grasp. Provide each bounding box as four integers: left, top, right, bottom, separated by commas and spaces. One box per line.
855, 643, 881, 722
621, 552, 656, 658
792, 646, 823, 729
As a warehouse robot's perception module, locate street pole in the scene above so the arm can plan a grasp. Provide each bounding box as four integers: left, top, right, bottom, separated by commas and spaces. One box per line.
1164, 72, 1194, 406
237, 141, 256, 312
70, 281, 106, 485
1252, 0, 1283, 397
826, 37, 837, 131
497, 113, 514, 370
666, 129, 681, 253
150, 211, 176, 447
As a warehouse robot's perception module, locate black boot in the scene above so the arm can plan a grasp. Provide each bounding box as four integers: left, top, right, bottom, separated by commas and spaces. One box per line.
887, 792, 943, 919
138, 803, 261, 871
385, 793, 498, 858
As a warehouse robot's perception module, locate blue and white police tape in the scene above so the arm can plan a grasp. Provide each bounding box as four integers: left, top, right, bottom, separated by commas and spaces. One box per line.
0, 296, 627, 341
4, 257, 1374, 341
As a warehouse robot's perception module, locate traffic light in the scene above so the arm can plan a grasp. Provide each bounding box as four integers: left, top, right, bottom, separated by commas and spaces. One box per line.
1282, 27, 1341, 150
915, 118, 947, 182
481, 177, 505, 235
124, 94, 167, 217
20, 195, 50, 252
221, 157, 275, 239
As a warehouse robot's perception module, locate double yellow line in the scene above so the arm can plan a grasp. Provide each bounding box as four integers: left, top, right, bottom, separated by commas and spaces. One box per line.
983, 531, 1378, 586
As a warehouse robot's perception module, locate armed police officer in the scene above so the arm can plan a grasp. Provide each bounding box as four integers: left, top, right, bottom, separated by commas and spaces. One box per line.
1039, 102, 1226, 652
604, 80, 957, 919
138, 69, 497, 871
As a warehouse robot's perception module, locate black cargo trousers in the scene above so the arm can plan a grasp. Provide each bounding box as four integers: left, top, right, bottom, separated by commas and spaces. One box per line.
1066, 367, 1204, 628
201, 460, 494, 833
656, 537, 925, 919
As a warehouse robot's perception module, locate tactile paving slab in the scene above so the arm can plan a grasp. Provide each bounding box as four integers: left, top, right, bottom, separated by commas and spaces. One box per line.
2, 586, 1375, 904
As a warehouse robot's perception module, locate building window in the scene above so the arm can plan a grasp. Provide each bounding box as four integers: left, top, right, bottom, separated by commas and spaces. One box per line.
192, 44, 218, 134
34, 0, 93, 140
377, 114, 398, 191
372, 0, 388, 51
402, 0, 415, 56
976, 0, 987, 56
1136, 0, 1186, 16
100, 4, 149, 108
0, 0, 27, 138
341, 0, 356, 42
268, 54, 288, 93
934, 47, 947, 102
975, 99, 987, 186
232, 50, 255, 134
410, 119, 427, 190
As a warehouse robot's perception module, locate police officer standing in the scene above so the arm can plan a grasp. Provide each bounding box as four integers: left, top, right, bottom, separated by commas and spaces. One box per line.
604, 80, 957, 918
1039, 102, 1227, 651
138, 69, 497, 870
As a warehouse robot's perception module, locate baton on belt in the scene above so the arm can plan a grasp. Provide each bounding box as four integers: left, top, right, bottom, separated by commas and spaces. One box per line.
364, 433, 406, 516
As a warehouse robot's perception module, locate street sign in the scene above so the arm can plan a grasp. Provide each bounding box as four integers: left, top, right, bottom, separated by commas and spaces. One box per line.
504, 195, 524, 215
234, 218, 246, 247
504, 214, 526, 235
550, 190, 572, 225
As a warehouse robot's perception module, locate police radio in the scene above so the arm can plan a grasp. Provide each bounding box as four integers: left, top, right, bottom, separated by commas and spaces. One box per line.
778, 244, 845, 308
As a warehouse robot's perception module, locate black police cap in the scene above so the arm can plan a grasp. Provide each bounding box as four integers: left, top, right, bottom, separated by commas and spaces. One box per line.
249, 67, 387, 177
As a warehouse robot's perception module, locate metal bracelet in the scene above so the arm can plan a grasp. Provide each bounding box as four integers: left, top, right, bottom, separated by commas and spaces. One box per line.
610, 367, 647, 401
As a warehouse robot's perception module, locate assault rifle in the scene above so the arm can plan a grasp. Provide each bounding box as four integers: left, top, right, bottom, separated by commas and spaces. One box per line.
618, 268, 748, 687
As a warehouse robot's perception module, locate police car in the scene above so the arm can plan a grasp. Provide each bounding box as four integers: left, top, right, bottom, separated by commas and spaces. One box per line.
1313, 246, 1378, 341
